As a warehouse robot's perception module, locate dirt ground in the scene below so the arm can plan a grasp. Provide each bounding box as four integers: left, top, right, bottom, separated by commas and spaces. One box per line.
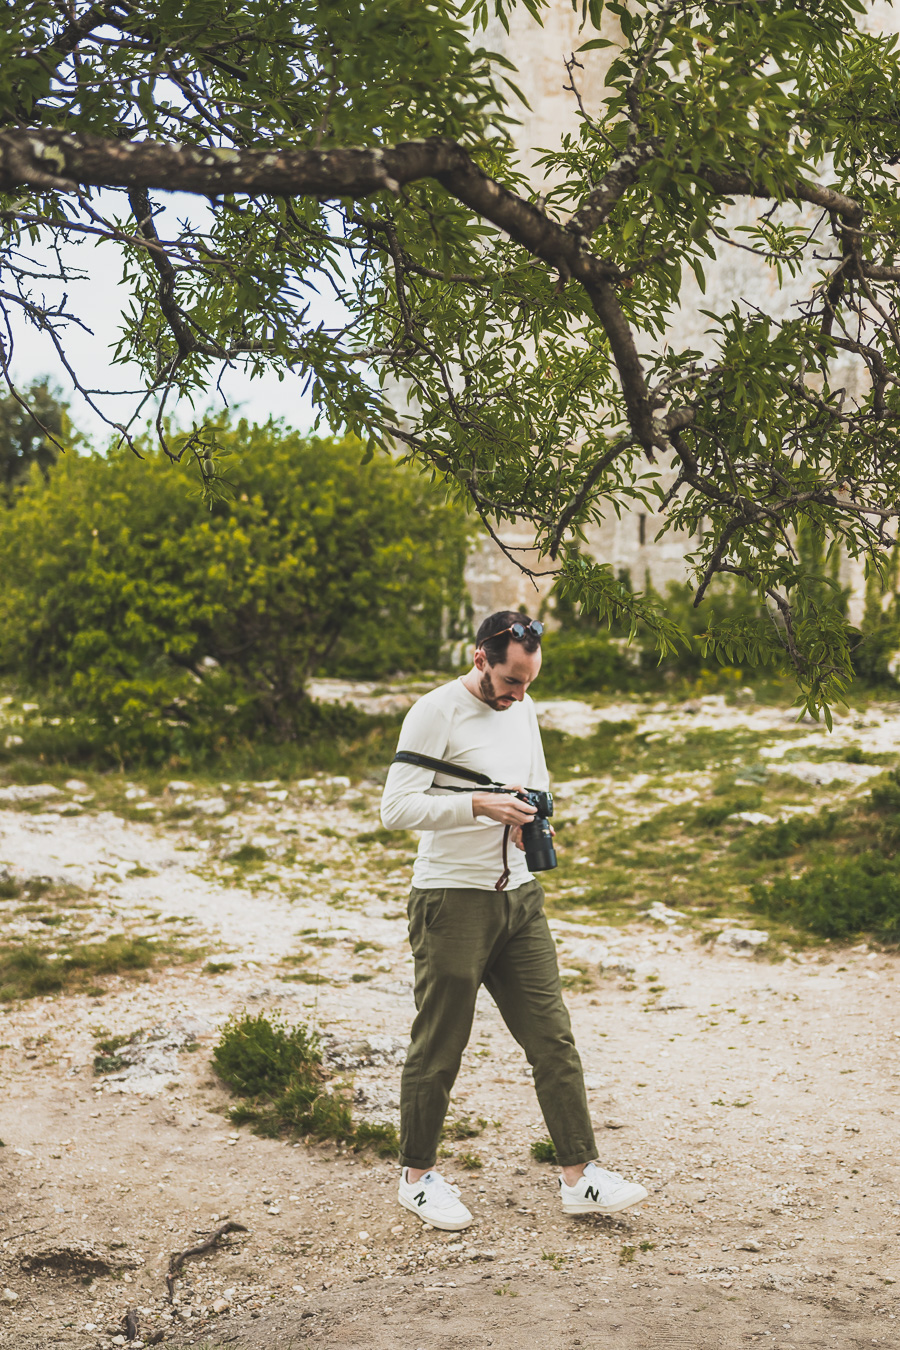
0, 689, 898, 1350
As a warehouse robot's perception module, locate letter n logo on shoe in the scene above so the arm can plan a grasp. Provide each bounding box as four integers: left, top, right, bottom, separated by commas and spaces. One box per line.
584, 1186, 599, 1203
415, 1191, 427, 1206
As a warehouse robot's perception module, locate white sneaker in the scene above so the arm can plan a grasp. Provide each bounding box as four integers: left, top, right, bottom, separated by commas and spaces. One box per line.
559, 1162, 649, 1215
398, 1167, 473, 1231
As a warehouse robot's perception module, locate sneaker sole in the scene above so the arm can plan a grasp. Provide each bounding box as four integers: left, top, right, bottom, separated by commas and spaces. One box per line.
561, 1186, 649, 1215
398, 1193, 473, 1232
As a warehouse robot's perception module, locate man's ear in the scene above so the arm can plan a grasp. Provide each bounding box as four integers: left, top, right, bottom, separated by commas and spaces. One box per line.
473, 648, 488, 672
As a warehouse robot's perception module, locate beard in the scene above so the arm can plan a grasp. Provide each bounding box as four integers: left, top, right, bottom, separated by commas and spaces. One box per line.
479, 668, 515, 711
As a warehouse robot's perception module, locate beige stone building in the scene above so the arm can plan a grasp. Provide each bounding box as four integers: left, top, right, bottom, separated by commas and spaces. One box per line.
455, 2, 897, 630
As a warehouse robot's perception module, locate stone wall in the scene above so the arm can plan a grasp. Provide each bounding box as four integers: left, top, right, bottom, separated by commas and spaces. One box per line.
455, 0, 892, 631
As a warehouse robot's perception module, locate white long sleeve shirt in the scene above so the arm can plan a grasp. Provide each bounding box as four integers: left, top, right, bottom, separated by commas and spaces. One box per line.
380, 677, 550, 890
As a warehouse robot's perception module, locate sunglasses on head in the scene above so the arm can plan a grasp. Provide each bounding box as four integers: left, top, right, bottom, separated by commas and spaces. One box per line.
488, 619, 544, 642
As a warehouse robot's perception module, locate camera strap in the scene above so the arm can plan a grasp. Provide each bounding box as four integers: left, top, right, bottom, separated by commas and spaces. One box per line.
391, 751, 511, 891
391, 751, 496, 787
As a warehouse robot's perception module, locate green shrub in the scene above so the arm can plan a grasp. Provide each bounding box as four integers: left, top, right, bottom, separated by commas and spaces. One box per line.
0, 935, 198, 1001
751, 852, 900, 942
693, 791, 762, 829
530, 1137, 558, 1163
868, 769, 900, 814
212, 1011, 399, 1152
733, 810, 838, 860
0, 420, 472, 762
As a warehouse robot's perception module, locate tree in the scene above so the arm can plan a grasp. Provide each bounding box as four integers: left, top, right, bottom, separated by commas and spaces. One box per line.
0, 377, 69, 498
0, 420, 472, 759
2, 0, 899, 719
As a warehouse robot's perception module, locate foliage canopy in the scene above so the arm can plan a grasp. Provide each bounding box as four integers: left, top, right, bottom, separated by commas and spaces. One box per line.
3, 0, 900, 716
0, 421, 471, 759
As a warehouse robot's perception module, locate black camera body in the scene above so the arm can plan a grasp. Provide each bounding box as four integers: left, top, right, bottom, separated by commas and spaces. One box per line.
515, 788, 556, 873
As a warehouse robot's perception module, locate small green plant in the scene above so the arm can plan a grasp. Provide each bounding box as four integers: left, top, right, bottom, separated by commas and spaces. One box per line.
458, 1151, 483, 1170
619, 1244, 636, 1264
541, 1250, 565, 1271
212, 1011, 399, 1152
442, 1115, 485, 1141
494, 1284, 518, 1297
639, 1240, 655, 1252
0, 879, 21, 901
530, 1137, 558, 1163
92, 1031, 141, 1075
226, 844, 268, 866
203, 960, 235, 975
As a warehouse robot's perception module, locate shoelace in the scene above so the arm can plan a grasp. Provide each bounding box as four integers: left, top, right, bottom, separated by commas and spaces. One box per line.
421, 1172, 462, 1207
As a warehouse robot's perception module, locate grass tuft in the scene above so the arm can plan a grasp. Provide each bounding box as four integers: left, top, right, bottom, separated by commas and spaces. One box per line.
530, 1137, 558, 1163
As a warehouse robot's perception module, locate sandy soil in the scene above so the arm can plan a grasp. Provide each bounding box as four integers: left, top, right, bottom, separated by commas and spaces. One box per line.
0, 691, 898, 1350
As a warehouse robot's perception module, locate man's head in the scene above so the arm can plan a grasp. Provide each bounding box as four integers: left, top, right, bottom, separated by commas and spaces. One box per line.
472, 610, 543, 711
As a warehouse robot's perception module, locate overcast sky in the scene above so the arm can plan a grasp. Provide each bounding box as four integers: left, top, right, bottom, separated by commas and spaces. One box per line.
7, 190, 346, 447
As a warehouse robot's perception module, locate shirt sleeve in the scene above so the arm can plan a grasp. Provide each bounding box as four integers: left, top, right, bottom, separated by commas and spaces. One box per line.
380, 696, 477, 832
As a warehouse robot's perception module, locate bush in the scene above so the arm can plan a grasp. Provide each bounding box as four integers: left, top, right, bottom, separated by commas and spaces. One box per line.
212, 1010, 399, 1153
750, 852, 900, 942
0, 420, 472, 762
530, 1137, 558, 1163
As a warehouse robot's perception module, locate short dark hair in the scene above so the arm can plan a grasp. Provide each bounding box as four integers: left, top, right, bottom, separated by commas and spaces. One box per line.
476, 610, 541, 666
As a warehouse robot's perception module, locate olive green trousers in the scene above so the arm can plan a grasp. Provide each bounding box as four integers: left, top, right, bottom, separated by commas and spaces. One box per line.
399, 879, 597, 1170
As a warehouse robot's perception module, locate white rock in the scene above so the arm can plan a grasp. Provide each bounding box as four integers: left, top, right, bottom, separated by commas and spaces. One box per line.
64, 779, 89, 792
645, 900, 687, 926
738, 1238, 763, 1252
730, 811, 776, 826
1, 1289, 17, 1303
716, 928, 769, 956
0, 784, 60, 802
125, 786, 147, 800
166, 779, 194, 792
196, 797, 228, 815
768, 760, 883, 786
212, 1297, 230, 1313
3, 735, 23, 749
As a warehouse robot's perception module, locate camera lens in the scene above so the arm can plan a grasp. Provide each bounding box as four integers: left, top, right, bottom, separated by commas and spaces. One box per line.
521, 817, 557, 872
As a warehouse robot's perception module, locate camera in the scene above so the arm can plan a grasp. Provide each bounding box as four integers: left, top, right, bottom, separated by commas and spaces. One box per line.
516, 788, 556, 872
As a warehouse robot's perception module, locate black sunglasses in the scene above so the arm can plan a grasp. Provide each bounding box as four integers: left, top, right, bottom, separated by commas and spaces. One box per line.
488, 619, 544, 642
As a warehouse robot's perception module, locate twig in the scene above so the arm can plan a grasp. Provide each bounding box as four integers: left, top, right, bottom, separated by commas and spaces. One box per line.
166, 1220, 248, 1301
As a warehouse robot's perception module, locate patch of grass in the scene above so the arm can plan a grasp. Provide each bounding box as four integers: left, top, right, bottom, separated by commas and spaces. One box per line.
0, 934, 200, 1001
619, 1244, 636, 1264
692, 790, 762, 830
0, 879, 21, 901
751, 852, 900, 942
225, 844, 268, 866
92, 1030, 141, 1074
530, 1137, 558, 1163
203, 960, 235, 975
458, 1151, 483, 1170
442, 1115, 485, 1141
541, 1251, 566, 1271
212, 1011, 400, 1153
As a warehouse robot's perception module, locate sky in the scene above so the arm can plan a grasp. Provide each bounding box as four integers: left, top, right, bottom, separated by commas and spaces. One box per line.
6, 190, 346, 447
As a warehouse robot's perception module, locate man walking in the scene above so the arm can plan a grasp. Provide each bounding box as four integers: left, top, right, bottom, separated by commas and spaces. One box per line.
380, 610, 648, 1231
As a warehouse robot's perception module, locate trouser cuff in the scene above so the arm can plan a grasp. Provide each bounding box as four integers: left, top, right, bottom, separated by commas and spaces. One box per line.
399, 1154, 437, 1171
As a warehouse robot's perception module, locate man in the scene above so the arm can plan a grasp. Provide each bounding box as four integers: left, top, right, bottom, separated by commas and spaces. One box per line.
380, 610, 648, 1231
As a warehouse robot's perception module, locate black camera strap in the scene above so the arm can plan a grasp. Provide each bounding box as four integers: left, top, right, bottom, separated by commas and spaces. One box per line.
390, 751, 512, 891
391, 751, 497, 788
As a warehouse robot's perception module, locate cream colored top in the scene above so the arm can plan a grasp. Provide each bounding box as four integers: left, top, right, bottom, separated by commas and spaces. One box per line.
380, 677, 549, 890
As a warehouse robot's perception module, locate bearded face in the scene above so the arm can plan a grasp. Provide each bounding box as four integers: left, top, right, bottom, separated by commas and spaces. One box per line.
478, 665, 516, 711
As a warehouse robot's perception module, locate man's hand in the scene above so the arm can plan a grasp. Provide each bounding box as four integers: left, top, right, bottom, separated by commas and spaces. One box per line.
510, 822, 555, 852
471, 786, 537, 826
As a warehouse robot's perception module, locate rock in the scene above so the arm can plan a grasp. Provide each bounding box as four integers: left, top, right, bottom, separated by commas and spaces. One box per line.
212, 1297, 230, 1314
737, 1238, 762, 1252
125, 787, 147, 800
166, 780, 194, 793
1, 1289, 17, 1303
604, 1117, 627, 1129
729, 811, 776, 826
20, 1242, 143, 1275
645, 900, 687, 926
3, 735, 23, 749
716, 928, 769, 956
64, 779, 89, 792
0, 784, 61, 802
196, 797, 228, 815
768, 759, 883, 786
604, 958, 636, 975
653, 997, 688, 1011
